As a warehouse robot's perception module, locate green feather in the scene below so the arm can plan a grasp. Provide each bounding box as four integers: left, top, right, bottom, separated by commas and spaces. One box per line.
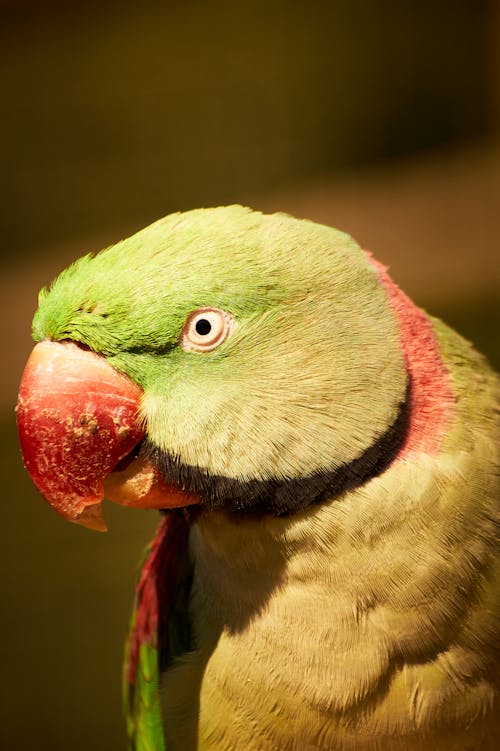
30, 206, 498, 749
32, 205, 406, 485
123, 549, 166, 751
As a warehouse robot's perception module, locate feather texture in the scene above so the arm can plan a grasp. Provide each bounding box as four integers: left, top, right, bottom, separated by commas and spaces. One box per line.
25, 206, 498, 749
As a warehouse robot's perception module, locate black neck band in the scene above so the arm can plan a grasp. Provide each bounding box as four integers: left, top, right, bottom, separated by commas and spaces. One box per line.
146, 382, 410, 517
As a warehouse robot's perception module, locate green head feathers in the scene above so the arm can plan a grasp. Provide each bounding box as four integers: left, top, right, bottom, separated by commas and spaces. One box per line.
32, 206, 406, 507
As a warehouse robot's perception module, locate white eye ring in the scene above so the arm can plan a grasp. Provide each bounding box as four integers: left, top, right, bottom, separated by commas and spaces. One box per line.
180, 307, 234, 352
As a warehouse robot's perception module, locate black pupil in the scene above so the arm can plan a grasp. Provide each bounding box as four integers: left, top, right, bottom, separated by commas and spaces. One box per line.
195, 318, 212, 336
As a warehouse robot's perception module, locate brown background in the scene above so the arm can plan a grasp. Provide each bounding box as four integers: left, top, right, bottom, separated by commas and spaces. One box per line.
1, 2, 499, 749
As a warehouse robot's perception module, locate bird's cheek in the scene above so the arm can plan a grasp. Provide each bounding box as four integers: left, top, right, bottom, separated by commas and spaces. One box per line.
16, 340, 197, 532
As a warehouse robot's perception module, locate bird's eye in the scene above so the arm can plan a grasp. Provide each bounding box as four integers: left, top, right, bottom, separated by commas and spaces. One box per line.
180, 307, 234, 352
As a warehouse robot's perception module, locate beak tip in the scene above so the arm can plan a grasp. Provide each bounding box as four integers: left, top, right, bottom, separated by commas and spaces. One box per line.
70, 504, 108, 532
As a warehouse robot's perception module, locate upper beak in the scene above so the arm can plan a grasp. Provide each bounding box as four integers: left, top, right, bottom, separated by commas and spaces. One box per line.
16, 340, 197, 531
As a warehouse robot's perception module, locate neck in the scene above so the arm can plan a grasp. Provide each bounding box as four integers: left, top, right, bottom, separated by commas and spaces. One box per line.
366, 254, 454, 457
147, 390, 409, 517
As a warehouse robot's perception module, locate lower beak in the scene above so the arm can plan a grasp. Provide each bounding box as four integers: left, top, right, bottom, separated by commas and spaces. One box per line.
16, 340, 197, 531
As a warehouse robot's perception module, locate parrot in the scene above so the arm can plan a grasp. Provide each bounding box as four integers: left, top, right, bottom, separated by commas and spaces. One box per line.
16, 206, 499, 751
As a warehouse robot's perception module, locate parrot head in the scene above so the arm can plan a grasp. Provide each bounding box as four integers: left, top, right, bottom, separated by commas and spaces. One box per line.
17, 205, 409, 530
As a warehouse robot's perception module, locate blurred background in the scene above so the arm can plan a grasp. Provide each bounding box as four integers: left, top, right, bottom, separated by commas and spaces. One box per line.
2, 1, 499, 748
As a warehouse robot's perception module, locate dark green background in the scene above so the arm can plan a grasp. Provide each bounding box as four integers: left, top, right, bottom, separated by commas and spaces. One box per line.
2, 0, 497, 268
2, 2, 499, 749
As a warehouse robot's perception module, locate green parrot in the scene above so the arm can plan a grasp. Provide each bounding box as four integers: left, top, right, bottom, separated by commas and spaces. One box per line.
17, 206, 499, 750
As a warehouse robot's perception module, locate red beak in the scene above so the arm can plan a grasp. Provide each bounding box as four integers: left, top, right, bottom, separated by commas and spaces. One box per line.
16, 341, 197, 531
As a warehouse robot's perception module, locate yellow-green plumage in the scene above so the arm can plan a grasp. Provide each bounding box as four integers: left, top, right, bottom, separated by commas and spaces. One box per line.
27, 206, 498, 750
160, 319, 498, 750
